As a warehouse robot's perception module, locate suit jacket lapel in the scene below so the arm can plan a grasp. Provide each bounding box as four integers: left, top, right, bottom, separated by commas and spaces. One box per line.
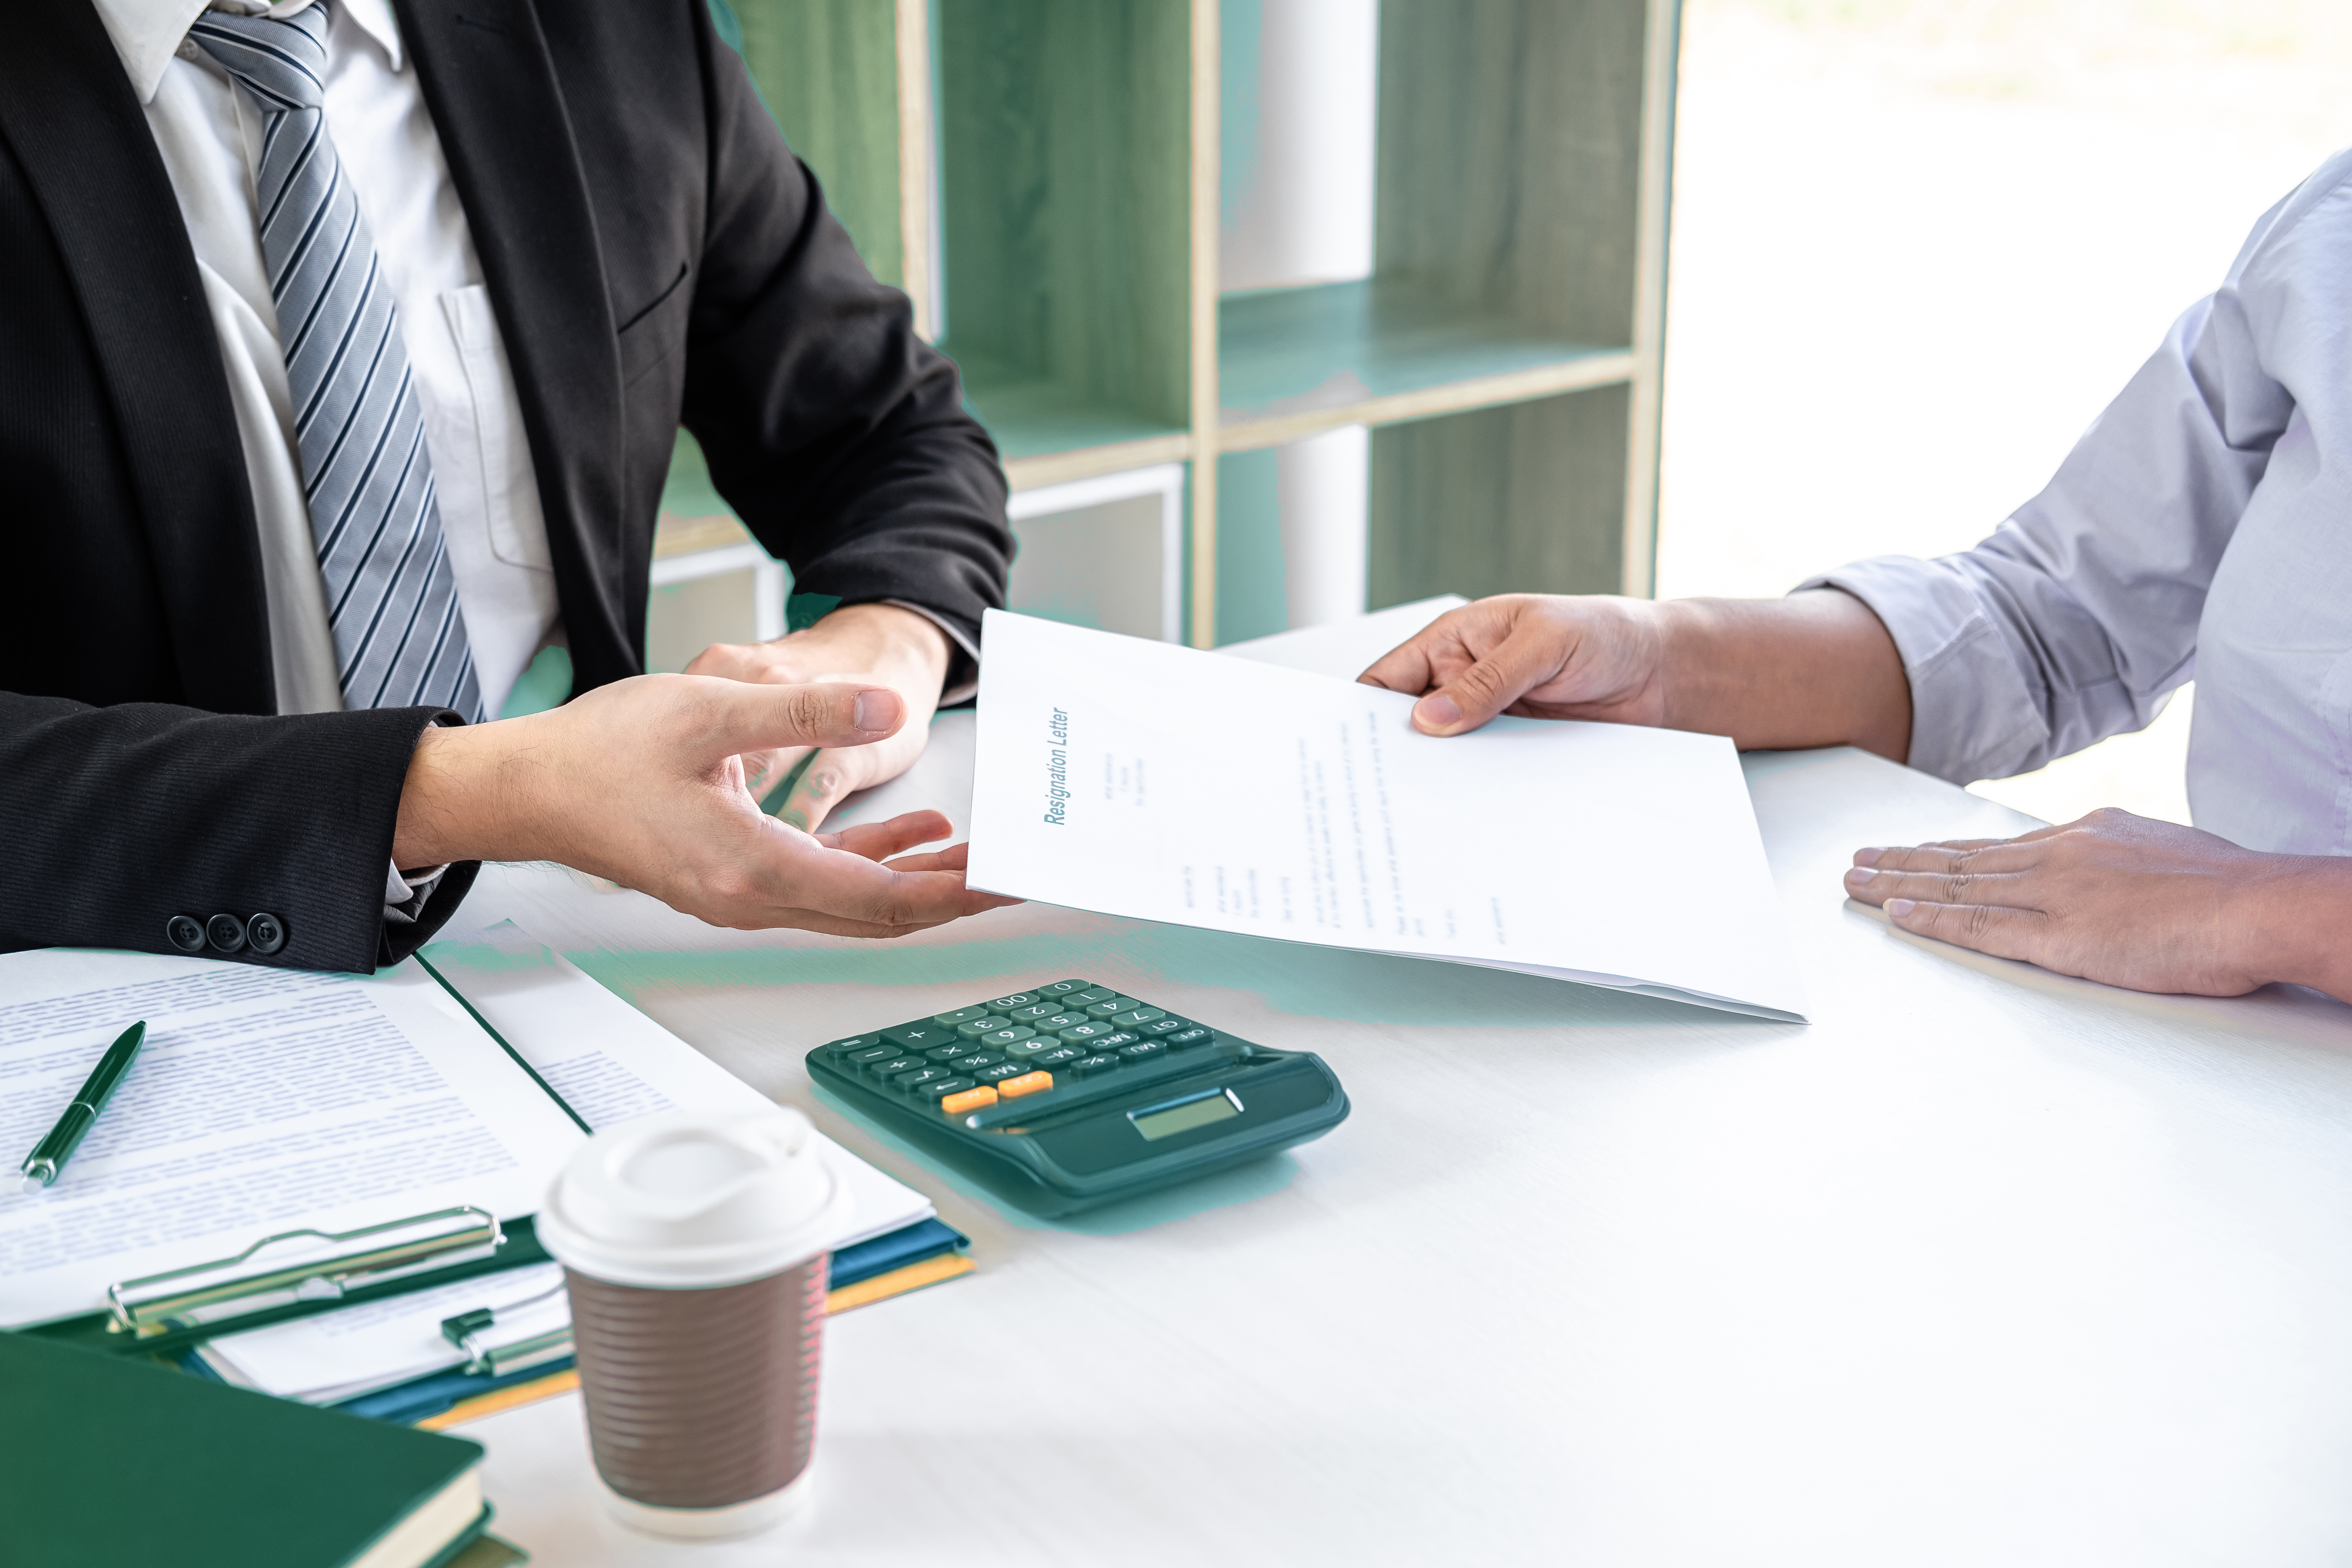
0, 4, 275, 715
396, 0, 633, 697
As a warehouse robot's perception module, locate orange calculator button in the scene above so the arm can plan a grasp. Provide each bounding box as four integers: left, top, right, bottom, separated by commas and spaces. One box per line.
997, 1070, 1053, 1099
940, 1086, 998, 1115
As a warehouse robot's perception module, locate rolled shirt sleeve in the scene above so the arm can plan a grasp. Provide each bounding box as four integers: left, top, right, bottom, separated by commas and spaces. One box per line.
1797, 174, 2313, 783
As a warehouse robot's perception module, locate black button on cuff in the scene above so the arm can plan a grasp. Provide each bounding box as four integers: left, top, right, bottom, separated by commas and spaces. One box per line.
165, 915, 206, 953
246, 913, 288, 955
206, 913, 248, 952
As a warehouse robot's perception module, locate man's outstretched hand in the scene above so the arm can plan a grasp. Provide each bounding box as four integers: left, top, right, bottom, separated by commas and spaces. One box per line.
1843, 808, 2352, 1004
393, 673, 1016, 939
685, 602, 952, 832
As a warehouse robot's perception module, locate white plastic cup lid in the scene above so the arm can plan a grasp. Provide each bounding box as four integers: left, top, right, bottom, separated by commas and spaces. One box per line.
536, 1107, 853, 1289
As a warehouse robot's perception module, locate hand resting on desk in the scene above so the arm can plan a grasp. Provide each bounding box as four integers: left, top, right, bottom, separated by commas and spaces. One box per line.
1842, 810, 2352, 1004
392, 674, 1016, 939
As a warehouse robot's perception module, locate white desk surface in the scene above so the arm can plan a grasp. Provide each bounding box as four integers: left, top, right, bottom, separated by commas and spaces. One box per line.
459, 720, 2352, 1568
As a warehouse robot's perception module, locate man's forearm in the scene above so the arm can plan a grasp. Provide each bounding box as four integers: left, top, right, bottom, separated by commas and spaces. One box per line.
1659, 589, 1913, 761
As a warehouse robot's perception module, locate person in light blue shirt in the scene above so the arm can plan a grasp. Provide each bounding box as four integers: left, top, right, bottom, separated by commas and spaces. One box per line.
1363, 150, 2352, 1007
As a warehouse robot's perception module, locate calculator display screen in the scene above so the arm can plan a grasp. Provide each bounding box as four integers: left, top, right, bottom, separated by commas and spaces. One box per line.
1130, 1091, 1239, 1141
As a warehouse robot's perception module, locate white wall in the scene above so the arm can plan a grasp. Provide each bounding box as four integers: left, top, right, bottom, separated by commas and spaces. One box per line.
1219, 0, 1379, 293
1223, 0, 1379, 629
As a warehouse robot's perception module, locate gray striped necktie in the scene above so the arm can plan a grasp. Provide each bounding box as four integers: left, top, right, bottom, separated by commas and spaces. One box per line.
190, 3, 483, 722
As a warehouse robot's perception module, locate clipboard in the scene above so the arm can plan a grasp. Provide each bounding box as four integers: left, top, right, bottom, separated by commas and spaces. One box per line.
17, 953, 580, 1362
21, 1203, 557, 1361
5, 936, 966, 1404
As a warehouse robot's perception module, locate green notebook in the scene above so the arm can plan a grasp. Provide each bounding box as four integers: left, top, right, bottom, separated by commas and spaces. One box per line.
0, 1333, 492, 1568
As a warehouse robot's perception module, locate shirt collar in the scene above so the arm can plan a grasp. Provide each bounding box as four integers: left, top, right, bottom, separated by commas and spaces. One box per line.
89, 0, 211, 102
336, 0, 403, 72
88, 0, 404, 105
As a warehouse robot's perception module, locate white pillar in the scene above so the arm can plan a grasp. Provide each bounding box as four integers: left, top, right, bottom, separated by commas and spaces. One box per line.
1220, 0, 1379, 293
1223, 0, 1378, 629
1279, 424, 1369, 629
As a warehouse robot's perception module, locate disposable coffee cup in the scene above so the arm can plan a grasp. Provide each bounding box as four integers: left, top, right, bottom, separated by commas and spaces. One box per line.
537, 1106, 851, 1539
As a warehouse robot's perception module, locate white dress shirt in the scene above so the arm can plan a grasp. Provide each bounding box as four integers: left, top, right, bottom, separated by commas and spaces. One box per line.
93, 0, 557, 917
1807, 146, 2352, 857
91, 0, 560, 726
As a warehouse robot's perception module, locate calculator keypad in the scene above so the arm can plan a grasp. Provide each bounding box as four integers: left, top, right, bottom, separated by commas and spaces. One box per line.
818, 981, 1224, 1115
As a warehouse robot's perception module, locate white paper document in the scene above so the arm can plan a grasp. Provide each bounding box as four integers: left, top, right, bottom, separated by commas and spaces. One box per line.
198, 1261, 569, 1405
184, 926, 939, 1405
968, 611, 1807, 1020
0, 951, 587, 1328
419, 921, 934, 1249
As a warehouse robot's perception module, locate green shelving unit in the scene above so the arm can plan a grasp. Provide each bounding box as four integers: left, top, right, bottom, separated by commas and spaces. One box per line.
670, 0, 1681, 646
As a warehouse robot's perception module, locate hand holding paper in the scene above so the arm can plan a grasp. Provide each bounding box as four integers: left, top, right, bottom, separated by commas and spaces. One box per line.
1358, 589, 1912, 763
968, 611, 1806, 1020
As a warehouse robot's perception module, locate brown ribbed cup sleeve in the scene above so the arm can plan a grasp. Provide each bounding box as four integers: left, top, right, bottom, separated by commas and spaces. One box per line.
564, 1257, 828, 1510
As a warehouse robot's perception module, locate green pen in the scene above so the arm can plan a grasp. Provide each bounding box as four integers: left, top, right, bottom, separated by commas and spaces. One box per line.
18, 1020, 145, 1194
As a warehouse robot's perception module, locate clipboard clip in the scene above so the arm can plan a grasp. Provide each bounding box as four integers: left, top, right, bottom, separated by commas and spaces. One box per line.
439, 1280, 573, 1377
107, 1206, 505, 1337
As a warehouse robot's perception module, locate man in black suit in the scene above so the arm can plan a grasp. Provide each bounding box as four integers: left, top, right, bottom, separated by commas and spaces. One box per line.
0, 0, 1018, 972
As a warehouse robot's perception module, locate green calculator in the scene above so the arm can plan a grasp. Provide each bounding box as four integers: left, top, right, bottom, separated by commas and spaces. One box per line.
805, 979, 1350, 1215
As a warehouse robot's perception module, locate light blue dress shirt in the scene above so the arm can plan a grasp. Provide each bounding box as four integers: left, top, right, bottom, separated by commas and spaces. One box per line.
1806, 148, 2352, 857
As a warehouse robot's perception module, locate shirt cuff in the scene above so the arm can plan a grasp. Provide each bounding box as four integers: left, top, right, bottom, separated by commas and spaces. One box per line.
1794, 555, 2050, 784
882, 599, 981, 706
384, 859, 451, 925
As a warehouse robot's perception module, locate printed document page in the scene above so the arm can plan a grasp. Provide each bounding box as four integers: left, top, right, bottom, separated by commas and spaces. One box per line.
419, 920, 933, 1249
968, 611, 1807, 1021
0, 951, 586, 1328
192, 924, 939, 1404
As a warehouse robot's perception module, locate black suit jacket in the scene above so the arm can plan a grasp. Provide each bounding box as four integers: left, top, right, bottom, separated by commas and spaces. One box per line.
0, 0, 1011, 971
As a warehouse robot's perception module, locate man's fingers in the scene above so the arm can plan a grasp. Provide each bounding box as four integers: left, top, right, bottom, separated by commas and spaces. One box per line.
1844, 862, 2038, 907
683, 640, 766, 682
1357, 638, 1442, 696
819, 810, 954, 861
1851, 840, 2048, 877
1358, 603, 1511, 693
1853, 823, 2070, 868
882, 841, 1019, 897
696, 677, 905, 757
724, 838, 998, 933
1411, 624, 1567, 736
774, 749, 866, 832
743, 744, 811, 804
748, 870, 1014, 938
1881, 897, 2047, 964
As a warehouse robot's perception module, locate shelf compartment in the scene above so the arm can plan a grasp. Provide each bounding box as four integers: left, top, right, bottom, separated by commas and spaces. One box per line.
934, 0, 1194, 477
1369, 386, 1632, 608
953, 355, 1192, 493
725, 0, 910, 292
1218, 279, 1633, 450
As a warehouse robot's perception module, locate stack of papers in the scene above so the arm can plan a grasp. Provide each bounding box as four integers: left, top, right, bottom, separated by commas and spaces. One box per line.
415, 920, 935, 1253
192, 922, 938, 1405
968, 610, 1807, 1021
0, 927, 948, 1411
198, 1262, 570, 1406
0, 951, 586, 1330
